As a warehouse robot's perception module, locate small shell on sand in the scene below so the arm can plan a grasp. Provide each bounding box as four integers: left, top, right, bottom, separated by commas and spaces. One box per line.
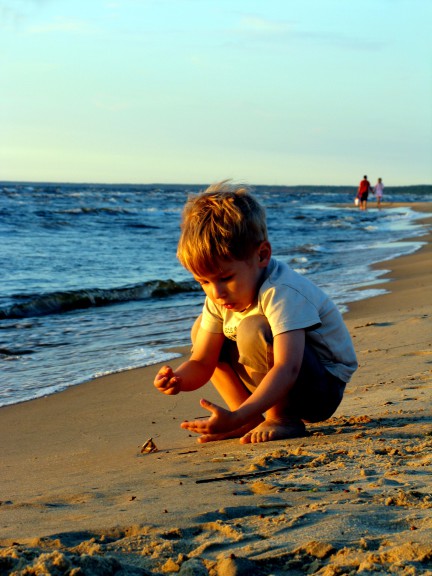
140, 438, 158, 454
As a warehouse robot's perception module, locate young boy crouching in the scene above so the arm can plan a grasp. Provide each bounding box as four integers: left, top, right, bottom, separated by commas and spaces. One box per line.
154, 181, 358, 444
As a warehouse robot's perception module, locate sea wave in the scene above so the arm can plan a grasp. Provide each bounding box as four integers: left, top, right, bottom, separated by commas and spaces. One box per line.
0, 279, 200, 319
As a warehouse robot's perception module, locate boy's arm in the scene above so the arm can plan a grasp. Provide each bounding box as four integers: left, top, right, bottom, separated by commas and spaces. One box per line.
154, 325, 225, 394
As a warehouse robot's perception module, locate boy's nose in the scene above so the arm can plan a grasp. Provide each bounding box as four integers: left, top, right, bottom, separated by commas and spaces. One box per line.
212, 282, 226, 300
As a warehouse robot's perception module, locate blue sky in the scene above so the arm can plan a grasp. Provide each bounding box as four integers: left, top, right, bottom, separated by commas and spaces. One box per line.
1, 0, 431, 185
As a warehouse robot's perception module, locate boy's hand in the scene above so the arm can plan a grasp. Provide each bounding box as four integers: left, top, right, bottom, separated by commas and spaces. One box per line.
154, 365, 181, 395
180, 398, 239, 435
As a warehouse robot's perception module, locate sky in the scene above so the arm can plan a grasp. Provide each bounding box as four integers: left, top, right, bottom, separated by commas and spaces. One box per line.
0, 0, 431, 186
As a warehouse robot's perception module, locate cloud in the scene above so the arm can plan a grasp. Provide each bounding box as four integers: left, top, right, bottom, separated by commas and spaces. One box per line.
299, 29, 386, 52
0, 0, 50, 28
238, 14, 294, 35
27, 16, 100, 35
231, 12, 385, 52
0, 0, 98, 37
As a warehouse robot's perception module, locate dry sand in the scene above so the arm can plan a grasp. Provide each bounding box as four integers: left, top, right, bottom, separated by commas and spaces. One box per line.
0, 203, 431, 575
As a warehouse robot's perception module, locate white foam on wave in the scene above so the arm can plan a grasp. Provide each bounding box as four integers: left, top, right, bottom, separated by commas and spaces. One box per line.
0, 349, 183, 408
93, 351, 182, 380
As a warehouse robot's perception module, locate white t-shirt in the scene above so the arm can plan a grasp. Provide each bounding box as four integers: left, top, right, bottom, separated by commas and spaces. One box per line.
201, 258, 358, 383
374, 182, 384, 197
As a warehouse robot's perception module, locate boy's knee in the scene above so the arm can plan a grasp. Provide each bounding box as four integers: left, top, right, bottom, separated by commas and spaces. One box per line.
237, 315, 272, 348
237, 315, 273, 372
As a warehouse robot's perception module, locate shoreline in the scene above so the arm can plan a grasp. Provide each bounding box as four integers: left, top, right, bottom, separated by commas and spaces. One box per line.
0, 202, 426, 408
347, 202, 432, 319
1, 203, 431, 575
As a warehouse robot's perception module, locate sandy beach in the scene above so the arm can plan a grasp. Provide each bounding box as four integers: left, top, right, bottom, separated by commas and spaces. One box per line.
1, 203, 431, 575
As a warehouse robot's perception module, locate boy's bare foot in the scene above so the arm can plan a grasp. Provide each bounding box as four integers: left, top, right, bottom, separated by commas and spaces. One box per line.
239, 418, 306, 444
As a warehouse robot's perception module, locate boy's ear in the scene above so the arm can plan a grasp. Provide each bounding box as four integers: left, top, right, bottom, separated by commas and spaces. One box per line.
257, 241, 272, 266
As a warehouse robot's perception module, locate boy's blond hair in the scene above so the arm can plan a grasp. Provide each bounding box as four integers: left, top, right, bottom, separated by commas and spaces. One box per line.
177, 181, 268, 276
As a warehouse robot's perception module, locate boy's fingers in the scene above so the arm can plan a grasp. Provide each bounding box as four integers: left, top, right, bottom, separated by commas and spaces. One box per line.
155, 376, 168, 388
157, 375, 178, 388
181, 418, 213, 434
200, 398, 216, 412
159, 366, 172, 377
181, 420, 202, 431
200, 399, 224, 418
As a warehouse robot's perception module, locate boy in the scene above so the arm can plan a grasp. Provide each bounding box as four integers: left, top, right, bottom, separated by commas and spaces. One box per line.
154, 182, 358, 444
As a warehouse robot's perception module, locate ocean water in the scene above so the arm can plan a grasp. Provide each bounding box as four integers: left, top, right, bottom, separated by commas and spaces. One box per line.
1, 182, 430, 407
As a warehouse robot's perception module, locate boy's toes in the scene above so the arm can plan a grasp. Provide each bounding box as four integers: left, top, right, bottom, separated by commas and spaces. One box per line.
239, 429, 270, 444
239, 431, 253, 444
240, 420, 306, 444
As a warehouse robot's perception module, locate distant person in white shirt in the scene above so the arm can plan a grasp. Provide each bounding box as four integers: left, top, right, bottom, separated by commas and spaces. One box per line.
374, 178, 385, 209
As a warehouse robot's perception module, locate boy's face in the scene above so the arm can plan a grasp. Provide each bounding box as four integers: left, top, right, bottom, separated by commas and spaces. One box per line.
193, 242, 271, 313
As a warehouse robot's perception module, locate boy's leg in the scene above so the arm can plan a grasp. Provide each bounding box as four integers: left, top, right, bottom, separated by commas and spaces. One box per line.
235, 315, 346, 443
190, 317, 262, 441
235, 315, 306, 442
191, 316, 250, 409
210, 362, 251, 411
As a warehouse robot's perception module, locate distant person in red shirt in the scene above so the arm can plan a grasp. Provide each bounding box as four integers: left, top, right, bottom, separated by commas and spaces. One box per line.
357, 175, 371, 210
